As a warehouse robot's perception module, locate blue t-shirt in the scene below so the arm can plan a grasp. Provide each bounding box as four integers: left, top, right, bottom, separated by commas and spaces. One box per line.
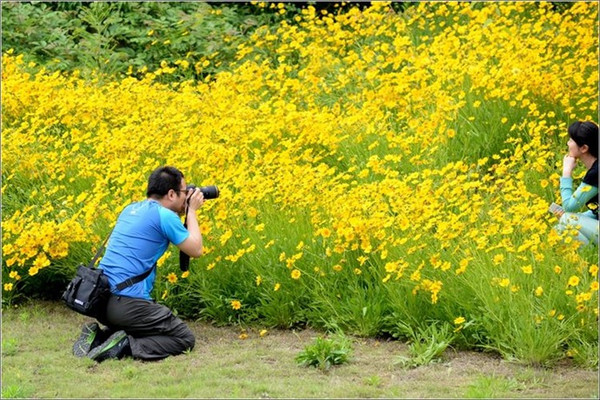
99, 200, 189, 300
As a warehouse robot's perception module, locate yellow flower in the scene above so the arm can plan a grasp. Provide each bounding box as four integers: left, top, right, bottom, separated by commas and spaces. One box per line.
333, 264, 342, 272
239, 332, 248, 340
4, 283, 13, 291
157, 251, 171, 267
167, 272, 178, 284
33, 253, 50, 269
200, 222, 211, 234
274, 283, 281, 291
385, 262, 398, 273
567, 275, 580, 287
554, 266, 562, 274
521, 265, 533, 274
231, 300, 242, 310
566, 348, 578, 357
590, 281, 599, 291
534, 286, 543, 297
499, 278, 510, 287
291, 269, 301, 280
259, 329, 268, 337
256, 275, 262, 286
181, 271, 190, 279
28, 266, 39, 276
354, 268, 362, 275
453, 316, 465, 325
320, 228, 331, 238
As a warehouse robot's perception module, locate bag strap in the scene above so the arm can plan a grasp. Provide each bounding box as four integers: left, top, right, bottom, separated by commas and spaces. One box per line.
114, 263, 156, 291
88, 232, 112, 269
88, 205, 129, 268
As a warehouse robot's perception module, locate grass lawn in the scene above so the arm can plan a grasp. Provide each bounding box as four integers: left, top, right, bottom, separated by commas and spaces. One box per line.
1, 301, 598, 398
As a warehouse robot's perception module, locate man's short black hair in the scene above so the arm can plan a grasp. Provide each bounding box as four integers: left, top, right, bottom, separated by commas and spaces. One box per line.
146, 166, 184, 198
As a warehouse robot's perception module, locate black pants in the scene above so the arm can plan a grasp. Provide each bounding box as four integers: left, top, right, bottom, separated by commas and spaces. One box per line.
100, 295, 195, 361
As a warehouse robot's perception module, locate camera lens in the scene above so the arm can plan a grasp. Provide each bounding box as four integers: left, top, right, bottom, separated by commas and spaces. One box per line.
200, 185, 219, 200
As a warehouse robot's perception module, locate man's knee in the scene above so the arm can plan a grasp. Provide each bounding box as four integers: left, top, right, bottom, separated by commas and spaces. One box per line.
183, 328, 195, 350
175, 321, 195, 351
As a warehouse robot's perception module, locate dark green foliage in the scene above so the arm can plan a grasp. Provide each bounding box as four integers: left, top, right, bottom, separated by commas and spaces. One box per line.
1, 1, 298, 80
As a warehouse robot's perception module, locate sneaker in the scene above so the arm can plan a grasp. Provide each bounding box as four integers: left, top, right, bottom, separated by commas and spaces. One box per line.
72, 322, 101, 358
87, 330, 130, 362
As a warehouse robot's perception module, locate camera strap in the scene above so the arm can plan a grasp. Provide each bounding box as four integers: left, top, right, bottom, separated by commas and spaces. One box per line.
179, 213, 191, 271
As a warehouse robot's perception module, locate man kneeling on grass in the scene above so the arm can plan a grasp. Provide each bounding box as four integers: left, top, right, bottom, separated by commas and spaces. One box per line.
72, 166, 205, 362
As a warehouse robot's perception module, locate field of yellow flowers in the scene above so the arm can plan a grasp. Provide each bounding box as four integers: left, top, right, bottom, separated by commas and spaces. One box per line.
2, 2, 598, 365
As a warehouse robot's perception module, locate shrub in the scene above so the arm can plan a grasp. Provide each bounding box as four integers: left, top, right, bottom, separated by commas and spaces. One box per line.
295, 334, 353, 371
1, 1, 298, 81
394, 322, 455, 368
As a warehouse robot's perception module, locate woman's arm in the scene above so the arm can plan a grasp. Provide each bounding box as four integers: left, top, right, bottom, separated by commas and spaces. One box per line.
560, 178, 598, 212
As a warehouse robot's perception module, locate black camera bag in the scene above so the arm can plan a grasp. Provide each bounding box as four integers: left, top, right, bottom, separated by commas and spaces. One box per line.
62, 263, 111, 319
62, 233, 112, 319
62, 230, 155, 320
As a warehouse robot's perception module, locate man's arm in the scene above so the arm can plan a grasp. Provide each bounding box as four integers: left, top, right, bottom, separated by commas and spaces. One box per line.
177, 188, 204, 258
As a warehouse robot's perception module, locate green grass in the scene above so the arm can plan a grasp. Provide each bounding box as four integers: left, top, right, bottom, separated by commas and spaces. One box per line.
1, 301, 598, 399
463, 374, 523, 398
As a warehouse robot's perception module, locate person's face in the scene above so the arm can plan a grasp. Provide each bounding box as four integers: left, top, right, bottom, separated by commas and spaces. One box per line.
174, 179, 188, 214
567, 137, 582, 158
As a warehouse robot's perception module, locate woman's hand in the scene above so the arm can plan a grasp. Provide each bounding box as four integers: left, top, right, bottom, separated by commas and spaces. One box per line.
562, 155, 577, 178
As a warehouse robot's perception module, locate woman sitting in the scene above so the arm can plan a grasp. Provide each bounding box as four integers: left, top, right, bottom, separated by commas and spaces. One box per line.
554, 121, 598, 245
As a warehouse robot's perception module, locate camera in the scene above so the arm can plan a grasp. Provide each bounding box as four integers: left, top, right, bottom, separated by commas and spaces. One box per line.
186, 184, 220, 200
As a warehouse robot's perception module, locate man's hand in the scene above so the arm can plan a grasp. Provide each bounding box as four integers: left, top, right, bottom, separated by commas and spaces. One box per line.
562, 155, 576, 178
187, 188, 205, 213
